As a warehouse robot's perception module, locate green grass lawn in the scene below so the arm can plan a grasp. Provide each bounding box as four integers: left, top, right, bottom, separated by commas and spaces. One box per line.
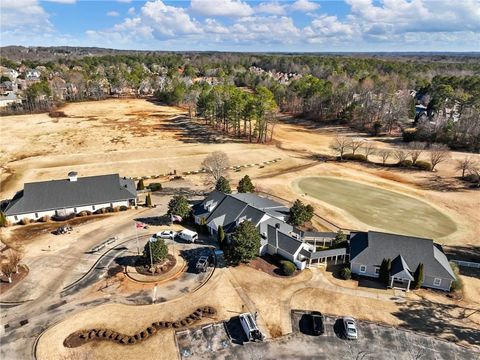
295, 176, 457, 239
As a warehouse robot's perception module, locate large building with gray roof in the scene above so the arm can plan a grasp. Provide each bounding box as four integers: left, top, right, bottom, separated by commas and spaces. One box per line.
4, 172, 137, 224
349, 231, 455, 291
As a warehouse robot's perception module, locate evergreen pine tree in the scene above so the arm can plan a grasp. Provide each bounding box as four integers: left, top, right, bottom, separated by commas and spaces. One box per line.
217, 225, 225, 248
215, 176, 232, 193
137, 179, 145, 190
145, 193, 152, 207
237, 175, 255, 193
413, 263, 424, 289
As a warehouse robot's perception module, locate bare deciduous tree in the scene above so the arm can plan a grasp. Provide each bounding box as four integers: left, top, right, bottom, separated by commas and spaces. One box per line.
7, 249, 22, 274
408, 141, 426, 165
393, 148, 408, 163
202, 151, 230, 182
429, 144, 451, 171
349, 138, 365, 155
362, 142, 377, 161
455, 156, 477, 178
330, 135, 350, 160
1, 260, 16, 284
378, 149, 391, 165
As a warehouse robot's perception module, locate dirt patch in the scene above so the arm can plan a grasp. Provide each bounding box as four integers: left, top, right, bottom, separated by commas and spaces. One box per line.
0, 214, 112, 250
247, 254, 301, 278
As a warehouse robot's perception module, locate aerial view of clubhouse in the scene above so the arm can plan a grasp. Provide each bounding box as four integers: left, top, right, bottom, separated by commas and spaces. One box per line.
1, 29, 479, 360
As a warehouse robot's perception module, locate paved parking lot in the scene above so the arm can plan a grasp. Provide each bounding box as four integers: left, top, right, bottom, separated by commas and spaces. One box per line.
175, 310, 479, 360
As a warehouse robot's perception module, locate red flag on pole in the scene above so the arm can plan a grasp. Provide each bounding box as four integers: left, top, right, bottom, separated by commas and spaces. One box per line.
136, 222, 145, 229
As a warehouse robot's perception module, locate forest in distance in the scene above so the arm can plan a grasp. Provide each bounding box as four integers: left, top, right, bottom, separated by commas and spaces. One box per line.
1, 51, 479, 151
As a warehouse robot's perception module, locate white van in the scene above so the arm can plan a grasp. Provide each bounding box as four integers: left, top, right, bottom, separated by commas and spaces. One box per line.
178, 229, 198, 243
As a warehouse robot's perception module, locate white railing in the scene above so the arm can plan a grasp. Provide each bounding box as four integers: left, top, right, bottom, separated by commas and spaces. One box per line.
451, 260, 480, 269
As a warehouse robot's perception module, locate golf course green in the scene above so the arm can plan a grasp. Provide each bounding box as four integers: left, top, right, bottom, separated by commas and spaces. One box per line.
295, 176, 457, 239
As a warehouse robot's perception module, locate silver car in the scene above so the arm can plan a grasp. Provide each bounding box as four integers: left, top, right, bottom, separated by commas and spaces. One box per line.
343, 317, 358, 340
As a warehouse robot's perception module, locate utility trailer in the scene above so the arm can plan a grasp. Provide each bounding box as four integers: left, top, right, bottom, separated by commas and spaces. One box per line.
239, 313, 264, 342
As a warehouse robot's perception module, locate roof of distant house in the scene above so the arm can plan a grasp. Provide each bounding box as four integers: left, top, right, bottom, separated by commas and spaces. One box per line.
5, 173, 136, 216
350, 231, 455, 280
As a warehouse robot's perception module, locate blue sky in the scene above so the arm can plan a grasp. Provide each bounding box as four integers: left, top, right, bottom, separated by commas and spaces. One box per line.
1, 0, 479, 52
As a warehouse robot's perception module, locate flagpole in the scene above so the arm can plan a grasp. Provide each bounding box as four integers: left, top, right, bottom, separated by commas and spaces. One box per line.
135, 223, 140, 255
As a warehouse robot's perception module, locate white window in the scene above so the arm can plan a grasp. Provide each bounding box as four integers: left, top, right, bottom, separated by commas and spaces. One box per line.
360, 265, 367, 273
433, 278, 442, 287
375, 267, 380, 275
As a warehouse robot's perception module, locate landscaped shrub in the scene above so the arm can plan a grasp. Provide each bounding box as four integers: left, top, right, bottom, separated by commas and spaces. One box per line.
148, 182, 162, 191
340, 267, 352, 280
119, 205, 129, 211
0, 212, 9, 227
343, 153, 368, 162
20, 218, 32, 225
449, 261, 463, 291
39, 215, 50, 223
402, 128, 417, 142
397, 159, 413, 167
414, 160, 432, 171
464, 173, 480, 183
280, 260, 296, 276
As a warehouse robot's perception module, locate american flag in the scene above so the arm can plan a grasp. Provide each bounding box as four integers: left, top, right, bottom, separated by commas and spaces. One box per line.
170, 214, 183, 223
135, 222, 146, 229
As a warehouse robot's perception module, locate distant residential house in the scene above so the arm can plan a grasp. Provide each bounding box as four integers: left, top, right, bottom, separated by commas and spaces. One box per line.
0, 92, 21, 108
349, 231, 455, 291
25, 69, 41, 81
4, 172, 137, 224
0, 67, 19, 80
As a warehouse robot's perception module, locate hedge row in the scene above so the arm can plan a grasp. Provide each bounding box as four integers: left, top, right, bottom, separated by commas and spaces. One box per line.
63, 306, 217, 348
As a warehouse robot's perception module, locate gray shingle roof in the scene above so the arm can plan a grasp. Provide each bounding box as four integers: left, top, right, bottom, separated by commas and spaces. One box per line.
307, 247, 347, 260
206, 195, 248, 231
390, 255, 414, 280
350, 231, 455, 280
266, 224, 303, 256
5, 174, 136, 215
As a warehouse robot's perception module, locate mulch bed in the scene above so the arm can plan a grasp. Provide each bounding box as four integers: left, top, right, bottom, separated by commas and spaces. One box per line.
135, 254, 176, 276
247, 254, 300, 278
64, 306, 217, 348
0, 264, 29, 294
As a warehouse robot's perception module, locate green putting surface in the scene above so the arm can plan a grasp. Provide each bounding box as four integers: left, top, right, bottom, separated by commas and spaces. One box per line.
295, 176, 457, 239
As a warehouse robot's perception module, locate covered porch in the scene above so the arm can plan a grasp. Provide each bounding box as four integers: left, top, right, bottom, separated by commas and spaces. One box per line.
389, 255, 414, 292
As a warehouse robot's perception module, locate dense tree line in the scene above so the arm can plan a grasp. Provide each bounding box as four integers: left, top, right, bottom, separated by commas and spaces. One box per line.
3, 52, 478, 150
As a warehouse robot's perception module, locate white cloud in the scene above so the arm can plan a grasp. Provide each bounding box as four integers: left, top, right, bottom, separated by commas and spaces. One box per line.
256, 2, 286, 15
204, 18, 230, 34
128, 7, 136, 16
230, 16, 300, 43
107, 11, 120, 17
44, 0, 76, 3
1, 0, 52, 31
190, 0, 253, 17
304, 15, 355, 43
346, 0, 480, 37
290, 0, 320, 12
